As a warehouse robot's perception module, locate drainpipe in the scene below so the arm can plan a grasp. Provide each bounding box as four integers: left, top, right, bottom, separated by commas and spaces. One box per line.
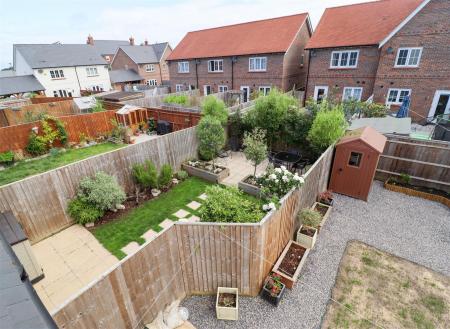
304, 51, 311, 106
195, 59, 199, 89
231, 56, 237, 90
74, 67, 82, 96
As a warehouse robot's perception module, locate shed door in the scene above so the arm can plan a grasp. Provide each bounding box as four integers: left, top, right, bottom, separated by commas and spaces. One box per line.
331, 147, 371, 200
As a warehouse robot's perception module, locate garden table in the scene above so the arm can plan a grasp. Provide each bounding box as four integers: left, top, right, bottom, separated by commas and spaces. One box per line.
274, 152, 301, 170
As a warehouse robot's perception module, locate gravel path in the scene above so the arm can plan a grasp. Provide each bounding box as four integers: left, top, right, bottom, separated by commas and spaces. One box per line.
182, 182, 450, 329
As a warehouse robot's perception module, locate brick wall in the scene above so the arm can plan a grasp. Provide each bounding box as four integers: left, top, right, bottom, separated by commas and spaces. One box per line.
111, 48, 139, 72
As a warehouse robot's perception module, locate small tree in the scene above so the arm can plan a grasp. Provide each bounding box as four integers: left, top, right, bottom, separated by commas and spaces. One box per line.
201, 95, 228, 125
196, 116, 225, 169
91, 100, 105, 112
243, 128, 267, 177
308, 107, 347, 152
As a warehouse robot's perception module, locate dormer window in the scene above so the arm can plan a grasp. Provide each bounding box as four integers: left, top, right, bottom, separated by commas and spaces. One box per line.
330, 50, 359, 68
395, 47, 422, 67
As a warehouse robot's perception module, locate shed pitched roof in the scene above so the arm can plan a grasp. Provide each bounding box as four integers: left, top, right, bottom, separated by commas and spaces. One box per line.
167, 13, 309, 60
109, 69, 143, 83
305, 0, 424, 49
0, 75, 44, 96
337, 126, 387, 153
118, 43, 169, 64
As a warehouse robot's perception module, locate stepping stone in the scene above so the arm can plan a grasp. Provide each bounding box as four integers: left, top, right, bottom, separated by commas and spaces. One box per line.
198, 193, 208, 200
187, 201, 202, 211
178, 216, 200, 223
159, 219, 174, 230
173, 209, 190, 219
141, 229, 158, 242
121, 242, 140, 256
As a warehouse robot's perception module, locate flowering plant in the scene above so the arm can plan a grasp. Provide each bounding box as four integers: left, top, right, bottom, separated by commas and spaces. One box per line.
265, 272, 284, 297
318, 190, 333, 202
256, 165, 304, 199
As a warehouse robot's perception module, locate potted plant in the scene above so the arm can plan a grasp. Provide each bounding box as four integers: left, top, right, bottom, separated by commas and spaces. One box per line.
216, 287, 238, 320
296, 208, 321, 248
311, 202, 332, 232
261, 272, 286, 306
318, 190, 334, 206
272, 240, 309, 289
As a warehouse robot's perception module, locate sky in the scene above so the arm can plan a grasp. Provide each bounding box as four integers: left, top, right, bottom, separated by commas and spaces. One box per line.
0, 0, 374, 69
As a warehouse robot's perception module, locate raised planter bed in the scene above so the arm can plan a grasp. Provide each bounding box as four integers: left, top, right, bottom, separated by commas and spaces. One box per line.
312, 202, 332, 232
182, 163, 230, 183
384, 179, 450, 208
216, 287, 238, 320
238, 175, 261, 197
260, 273, 286, 306
296, 225, 317, 249
272, 240, 309, 289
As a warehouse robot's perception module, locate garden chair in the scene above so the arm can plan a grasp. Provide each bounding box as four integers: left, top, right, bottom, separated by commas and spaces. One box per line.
291, 159, 307, 174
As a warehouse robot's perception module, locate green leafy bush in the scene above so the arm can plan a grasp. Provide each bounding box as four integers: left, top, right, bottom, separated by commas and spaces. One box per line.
164, 94, 189, 105
67, 197, 104, 225
91, 100, 105, 113
361, 103, 387, 118
201, 95, 228, 125
243, 128, 267, 176
284, 107, 314, 146
308, 107, 347, 152
199, 185, 264, 223
132, 160, 158, 189
176, 170, 188, 180
78, 172, 126, 211
158, 164, 173, 188
299, 208, 322, 228
0, 151, 14, 165
26, 132, 47, 156
196, 116, 225, 165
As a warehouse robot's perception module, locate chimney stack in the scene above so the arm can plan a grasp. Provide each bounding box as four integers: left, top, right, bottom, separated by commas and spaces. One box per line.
144, 38, 149, 46
87, 34, 94, 45
129, 36, 135, 46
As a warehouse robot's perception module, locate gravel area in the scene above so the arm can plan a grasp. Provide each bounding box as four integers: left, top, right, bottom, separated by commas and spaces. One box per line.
182, 182, 450, 329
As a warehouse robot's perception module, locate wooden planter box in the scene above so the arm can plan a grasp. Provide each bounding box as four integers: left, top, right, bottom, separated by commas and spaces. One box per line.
272, 240, 310, 290
182, 164, 230, 183
296, 225, 317, 249
216, 287, 238, 321
312, 202, 332, 233
238, 175, 261, 197
384, 180, 450, 208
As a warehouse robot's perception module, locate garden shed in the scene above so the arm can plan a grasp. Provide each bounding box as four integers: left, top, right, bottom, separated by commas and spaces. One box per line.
115, 104, 149, 128
329, 126, 387, 201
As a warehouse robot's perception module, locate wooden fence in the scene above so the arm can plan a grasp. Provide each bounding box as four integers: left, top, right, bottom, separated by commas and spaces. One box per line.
0, 111, 116, 152
0, 127, 199, 243
376, 135, 450, 192
51, 145, 334, 329
30, 96, 73, 104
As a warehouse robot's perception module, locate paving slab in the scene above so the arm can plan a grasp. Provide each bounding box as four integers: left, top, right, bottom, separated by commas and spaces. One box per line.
173, 209, 190, 218
187, 200, 202, 210
198, 193, 208, 201
121, 241, 140, 256
160, 219, 175, 230
141, 228, 158, 242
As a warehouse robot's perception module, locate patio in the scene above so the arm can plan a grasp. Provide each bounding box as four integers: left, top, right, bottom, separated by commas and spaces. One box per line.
182, 181, 450, 328
216, 151, 268, 186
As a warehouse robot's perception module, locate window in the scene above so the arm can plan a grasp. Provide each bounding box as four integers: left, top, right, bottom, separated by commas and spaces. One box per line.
314, 86, 328, 103
146, 79, 157, 86
178, 61, 189, 73
218, 85, 228, 92
386, 88, 411, 105
175, 84, 183, 92
89, 85, 103, 92
348, 152, 362, 167
53, 91, 58, 97
204, 85, 212, 95
86, 67, 98, 77
249, 57, 267, 71
342, 87, 363, 101
395, 47, 422, 67
259, 86, 271, 96
330, 50, 359, 68
208, 60, 223, 72
50, 69, 64, 79
54, 89, 68, 97
145, 64, 155, 72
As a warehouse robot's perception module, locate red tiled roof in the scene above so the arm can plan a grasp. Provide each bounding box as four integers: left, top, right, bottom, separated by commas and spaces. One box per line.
167, 13, 309, 60
306, 0, 424, 49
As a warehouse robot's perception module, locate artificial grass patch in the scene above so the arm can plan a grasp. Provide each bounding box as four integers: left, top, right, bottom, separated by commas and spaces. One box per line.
92, 177, 212, 259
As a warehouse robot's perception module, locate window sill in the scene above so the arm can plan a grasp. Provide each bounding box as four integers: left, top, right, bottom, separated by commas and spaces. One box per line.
87, 75, 100, 77
178, 72, 190, 74
329, 67, 358, 70
51, 78, 66, 80
393, 66, 420, 69
207, 71, 224, 73
249, 70, 267, 73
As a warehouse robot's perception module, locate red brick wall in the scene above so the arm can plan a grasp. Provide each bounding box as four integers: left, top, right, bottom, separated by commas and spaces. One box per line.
373, 0, 450, 121
306, 46, 380, 102
111, 49, 139, 72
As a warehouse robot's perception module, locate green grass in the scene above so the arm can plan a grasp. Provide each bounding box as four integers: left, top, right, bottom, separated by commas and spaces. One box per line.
92, 177, 212, 259
0, 143, 125, 186
421, 295, 446, 317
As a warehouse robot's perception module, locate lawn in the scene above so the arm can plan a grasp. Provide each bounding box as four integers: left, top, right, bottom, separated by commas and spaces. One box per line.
322, 241, 449, 329
92, 177, 212, 259
0, 143, 125, 186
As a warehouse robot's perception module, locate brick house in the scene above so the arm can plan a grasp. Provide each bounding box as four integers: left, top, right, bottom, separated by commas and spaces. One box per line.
111, 40, 172, 87
305, 0, 450, 122
167, 14, 312, 101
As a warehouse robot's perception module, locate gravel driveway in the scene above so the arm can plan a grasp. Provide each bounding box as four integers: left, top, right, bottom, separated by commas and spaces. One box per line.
182, 182, 450, 329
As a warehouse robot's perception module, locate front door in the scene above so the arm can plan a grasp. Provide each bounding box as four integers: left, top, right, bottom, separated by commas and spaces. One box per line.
429, 90, 450, 120
204, 85, 211, 95
240, 86, 250, 103
314, 86, 328, 103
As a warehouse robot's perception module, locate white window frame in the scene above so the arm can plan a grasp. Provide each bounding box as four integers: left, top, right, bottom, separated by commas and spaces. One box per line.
204, 85, 212, 95
50, 69, 64, 79
259, 86, 271, 96
428, 90, 450, 119
177, 61, 189, 73
146, 79, 157, 86
208, 59, 223, 73
145, 64, 155, 72
175, 84, 184, 92
86, 67, 98, 77
386, 88, 411, 105
342, 87, 363, 101
218, 85, 228, 92
330, 50, 359, 68
314, 86, 329, 102
394, 47, 422, 68
249, 57, 267, 72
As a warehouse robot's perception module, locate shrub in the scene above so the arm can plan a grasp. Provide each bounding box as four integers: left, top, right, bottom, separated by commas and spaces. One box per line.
299, 208, 322, 228
91, 100, 105, 113
67, 197, 104, 225
158, 164, 173, 188
0, 151, 14, 165
284, 107, 314, 146
243, 128, 267, 177
361, 103, 387, 118
199, 185, 264, 223
201, 95, 228, 125
176, 170, 188, 180
257, 165, 304, 199
196, 116, 225, 166
78, 172, 126, 211
308, 107, 347, 152
26, 132, 47, 156
164, 94, 189, 105
132, 160, 158, 189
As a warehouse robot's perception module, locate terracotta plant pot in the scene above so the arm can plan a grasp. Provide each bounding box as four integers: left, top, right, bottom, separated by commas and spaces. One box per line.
216, 287, 238, 321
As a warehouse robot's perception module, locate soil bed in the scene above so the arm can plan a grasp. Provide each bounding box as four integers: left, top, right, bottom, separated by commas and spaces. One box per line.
387, 177, 449, 199
300, 227, 315, 237
278, 243, 306, 277
243, 175, 259, 186
218, 293, 236, 307
314, 204, 329, 217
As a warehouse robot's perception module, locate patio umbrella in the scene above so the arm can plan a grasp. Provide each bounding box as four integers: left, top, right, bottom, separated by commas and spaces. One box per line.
396, 95, 411, 118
